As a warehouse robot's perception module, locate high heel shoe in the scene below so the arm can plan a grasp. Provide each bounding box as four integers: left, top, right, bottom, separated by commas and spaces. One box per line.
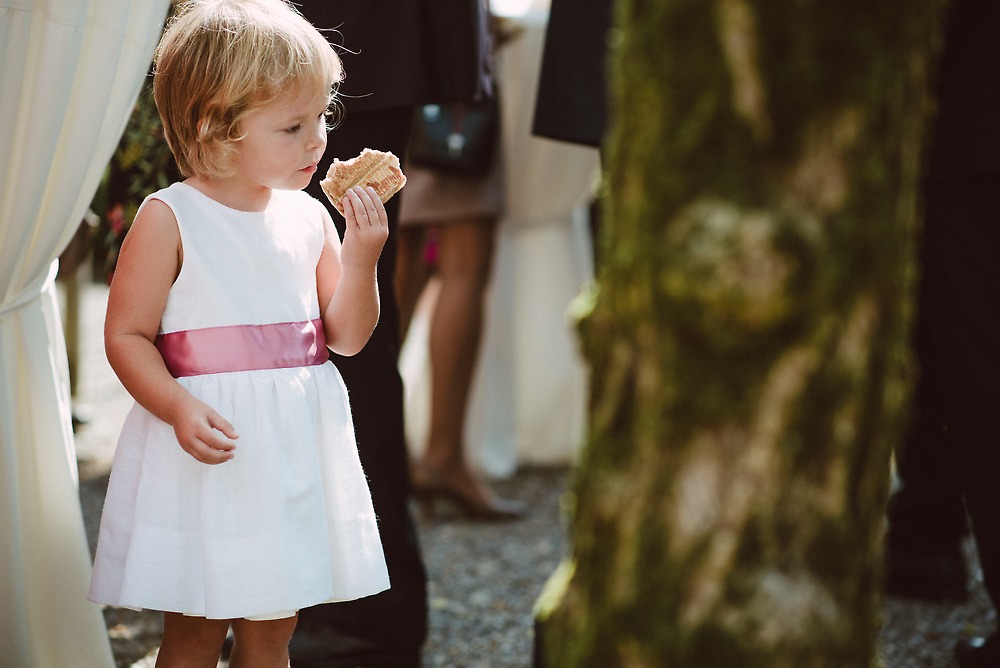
410, 462, 528, 521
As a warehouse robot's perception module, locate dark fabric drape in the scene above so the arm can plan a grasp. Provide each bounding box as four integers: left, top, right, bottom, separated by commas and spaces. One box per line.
532, 0, 612, 147
303, 0, 491, 113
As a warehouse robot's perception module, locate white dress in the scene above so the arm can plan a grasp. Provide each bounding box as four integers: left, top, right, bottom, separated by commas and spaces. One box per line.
88, 183, 390, 620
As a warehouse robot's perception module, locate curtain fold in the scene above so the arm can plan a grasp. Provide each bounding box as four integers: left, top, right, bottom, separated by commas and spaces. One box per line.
0, 1, 167, 665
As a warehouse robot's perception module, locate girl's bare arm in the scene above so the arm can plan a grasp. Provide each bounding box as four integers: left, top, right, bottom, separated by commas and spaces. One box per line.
316, 186, 388, 356
105, 198, 237, 464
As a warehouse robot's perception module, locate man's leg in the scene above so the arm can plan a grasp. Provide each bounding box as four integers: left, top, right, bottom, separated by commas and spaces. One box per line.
885, 314, 969, 602
293, 106, 427, 667
917, 176, 1000, 667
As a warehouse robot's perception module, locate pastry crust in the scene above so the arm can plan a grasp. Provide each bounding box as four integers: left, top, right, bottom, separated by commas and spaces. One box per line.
319, 148, 407, 216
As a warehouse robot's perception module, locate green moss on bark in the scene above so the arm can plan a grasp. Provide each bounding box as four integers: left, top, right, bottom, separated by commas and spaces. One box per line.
539, 0, 944, 666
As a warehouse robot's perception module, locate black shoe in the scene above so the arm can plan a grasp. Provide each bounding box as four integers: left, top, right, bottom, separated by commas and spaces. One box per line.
288, 629, 420, 668
955, 635, 1000, 668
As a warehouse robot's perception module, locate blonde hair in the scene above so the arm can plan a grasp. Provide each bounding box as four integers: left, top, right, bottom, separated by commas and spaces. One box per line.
153, 0, 343, 178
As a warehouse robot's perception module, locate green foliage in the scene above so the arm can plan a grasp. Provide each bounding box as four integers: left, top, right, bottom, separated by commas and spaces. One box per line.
90, 81, 178, 282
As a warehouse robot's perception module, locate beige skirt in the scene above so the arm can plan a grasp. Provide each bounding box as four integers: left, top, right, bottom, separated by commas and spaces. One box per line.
398, 154, 504, 226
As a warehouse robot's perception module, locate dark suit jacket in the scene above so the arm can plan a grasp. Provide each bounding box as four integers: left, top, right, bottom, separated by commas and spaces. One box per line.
924, 0, 1000, 181
532, 0, 613, 147
290, 5, 492, 664
300, 0, 492, 113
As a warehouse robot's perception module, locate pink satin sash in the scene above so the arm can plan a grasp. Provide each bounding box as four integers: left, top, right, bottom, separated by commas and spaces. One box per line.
155, 318, 329, 378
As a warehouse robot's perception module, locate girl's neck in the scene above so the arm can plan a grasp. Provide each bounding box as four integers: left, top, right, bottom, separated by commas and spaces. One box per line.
183, 177, 273, 212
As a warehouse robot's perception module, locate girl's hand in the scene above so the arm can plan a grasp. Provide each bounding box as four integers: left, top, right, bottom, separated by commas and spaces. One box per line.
339, 185, 389, 273
170, 395, 239, 465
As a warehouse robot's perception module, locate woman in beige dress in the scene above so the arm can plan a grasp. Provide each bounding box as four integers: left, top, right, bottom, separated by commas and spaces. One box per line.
396, 111, 527, 520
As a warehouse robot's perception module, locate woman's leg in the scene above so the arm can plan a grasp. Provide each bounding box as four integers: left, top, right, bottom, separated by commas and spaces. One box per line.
422, 218, 494, 473
155, 613, 230, 668
229, 614, 299, 668
414, 217, 523, 518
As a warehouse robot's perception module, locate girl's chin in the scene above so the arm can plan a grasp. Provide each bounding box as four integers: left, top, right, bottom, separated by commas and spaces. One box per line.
278, 174, 313, 191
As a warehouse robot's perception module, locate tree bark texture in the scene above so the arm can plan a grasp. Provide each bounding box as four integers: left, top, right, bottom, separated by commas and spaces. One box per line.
538, 1, 944, 666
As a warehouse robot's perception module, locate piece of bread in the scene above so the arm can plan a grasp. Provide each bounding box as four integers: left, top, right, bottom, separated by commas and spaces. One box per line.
319, 148, 407, 216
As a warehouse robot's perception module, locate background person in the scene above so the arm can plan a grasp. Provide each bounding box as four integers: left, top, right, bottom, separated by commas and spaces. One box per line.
906, 1, 1000, 665
395, 13, 527, 522
293, 1, 495, 665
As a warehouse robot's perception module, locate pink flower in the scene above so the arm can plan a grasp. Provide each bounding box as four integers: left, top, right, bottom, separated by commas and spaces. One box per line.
107, 204, 125, 236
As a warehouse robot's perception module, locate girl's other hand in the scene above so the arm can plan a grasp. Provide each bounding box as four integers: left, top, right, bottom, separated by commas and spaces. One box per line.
339, 185, 389, 273
170, 396, 239, 465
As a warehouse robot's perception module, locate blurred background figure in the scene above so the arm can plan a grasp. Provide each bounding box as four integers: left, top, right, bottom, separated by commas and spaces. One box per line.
57, 212, 100, 429
396, 13, 528, 521
399, 0, 598, 490
527, 1, 611, 663
533, 0, 612, 265
882, 1, 1000, 666
532, 0, 611, 149
884, 374, 970, 604
293, 2, 494, 666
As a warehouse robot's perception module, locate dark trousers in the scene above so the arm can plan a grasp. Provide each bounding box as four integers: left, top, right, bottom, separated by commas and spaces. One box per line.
297, 106, 428, 666
915, 174, 1000, 611
887, 327, 968, 556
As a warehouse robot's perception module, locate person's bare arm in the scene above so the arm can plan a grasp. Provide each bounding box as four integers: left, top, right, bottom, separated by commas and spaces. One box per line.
105, 198, 237, 464
316, 186, 388, 355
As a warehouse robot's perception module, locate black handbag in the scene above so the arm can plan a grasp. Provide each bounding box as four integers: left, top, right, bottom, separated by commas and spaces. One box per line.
408, 97, 499, 176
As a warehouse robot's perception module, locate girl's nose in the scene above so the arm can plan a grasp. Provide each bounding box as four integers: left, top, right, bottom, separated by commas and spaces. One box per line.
308, 119, 327, 151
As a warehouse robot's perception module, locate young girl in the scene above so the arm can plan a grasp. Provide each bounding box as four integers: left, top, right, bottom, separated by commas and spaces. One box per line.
87, 1, 391, 665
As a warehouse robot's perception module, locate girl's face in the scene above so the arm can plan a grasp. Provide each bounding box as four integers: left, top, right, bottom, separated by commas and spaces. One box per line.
231, 87, 330, 193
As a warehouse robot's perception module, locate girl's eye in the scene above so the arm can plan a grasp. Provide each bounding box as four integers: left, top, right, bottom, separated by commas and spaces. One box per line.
285, 124, 303, 134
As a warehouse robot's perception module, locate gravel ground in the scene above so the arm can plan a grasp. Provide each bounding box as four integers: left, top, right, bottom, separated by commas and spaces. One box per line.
70, 281, 995, 667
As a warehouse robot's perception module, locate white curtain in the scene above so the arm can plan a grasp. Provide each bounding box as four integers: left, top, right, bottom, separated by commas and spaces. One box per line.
0, 1, 167, 665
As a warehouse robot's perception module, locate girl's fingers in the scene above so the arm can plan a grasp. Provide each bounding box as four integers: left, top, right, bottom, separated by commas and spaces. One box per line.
341, 186, 385, 227
340, 186, 366, 225
195, 438, 234, 464
364, 186, 389, 226
196, 415, 237, 463
208, 412, 239, 440
340, 195, 354, 220
182, 436, 232, 465
352, 186, 377, 226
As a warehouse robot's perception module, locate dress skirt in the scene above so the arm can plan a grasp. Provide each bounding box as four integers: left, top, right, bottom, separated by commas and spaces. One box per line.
88, 362, 390, 620
398, 155, 504, 226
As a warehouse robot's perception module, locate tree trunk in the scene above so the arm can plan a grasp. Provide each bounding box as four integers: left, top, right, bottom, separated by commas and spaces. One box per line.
537, 1, 944, 665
